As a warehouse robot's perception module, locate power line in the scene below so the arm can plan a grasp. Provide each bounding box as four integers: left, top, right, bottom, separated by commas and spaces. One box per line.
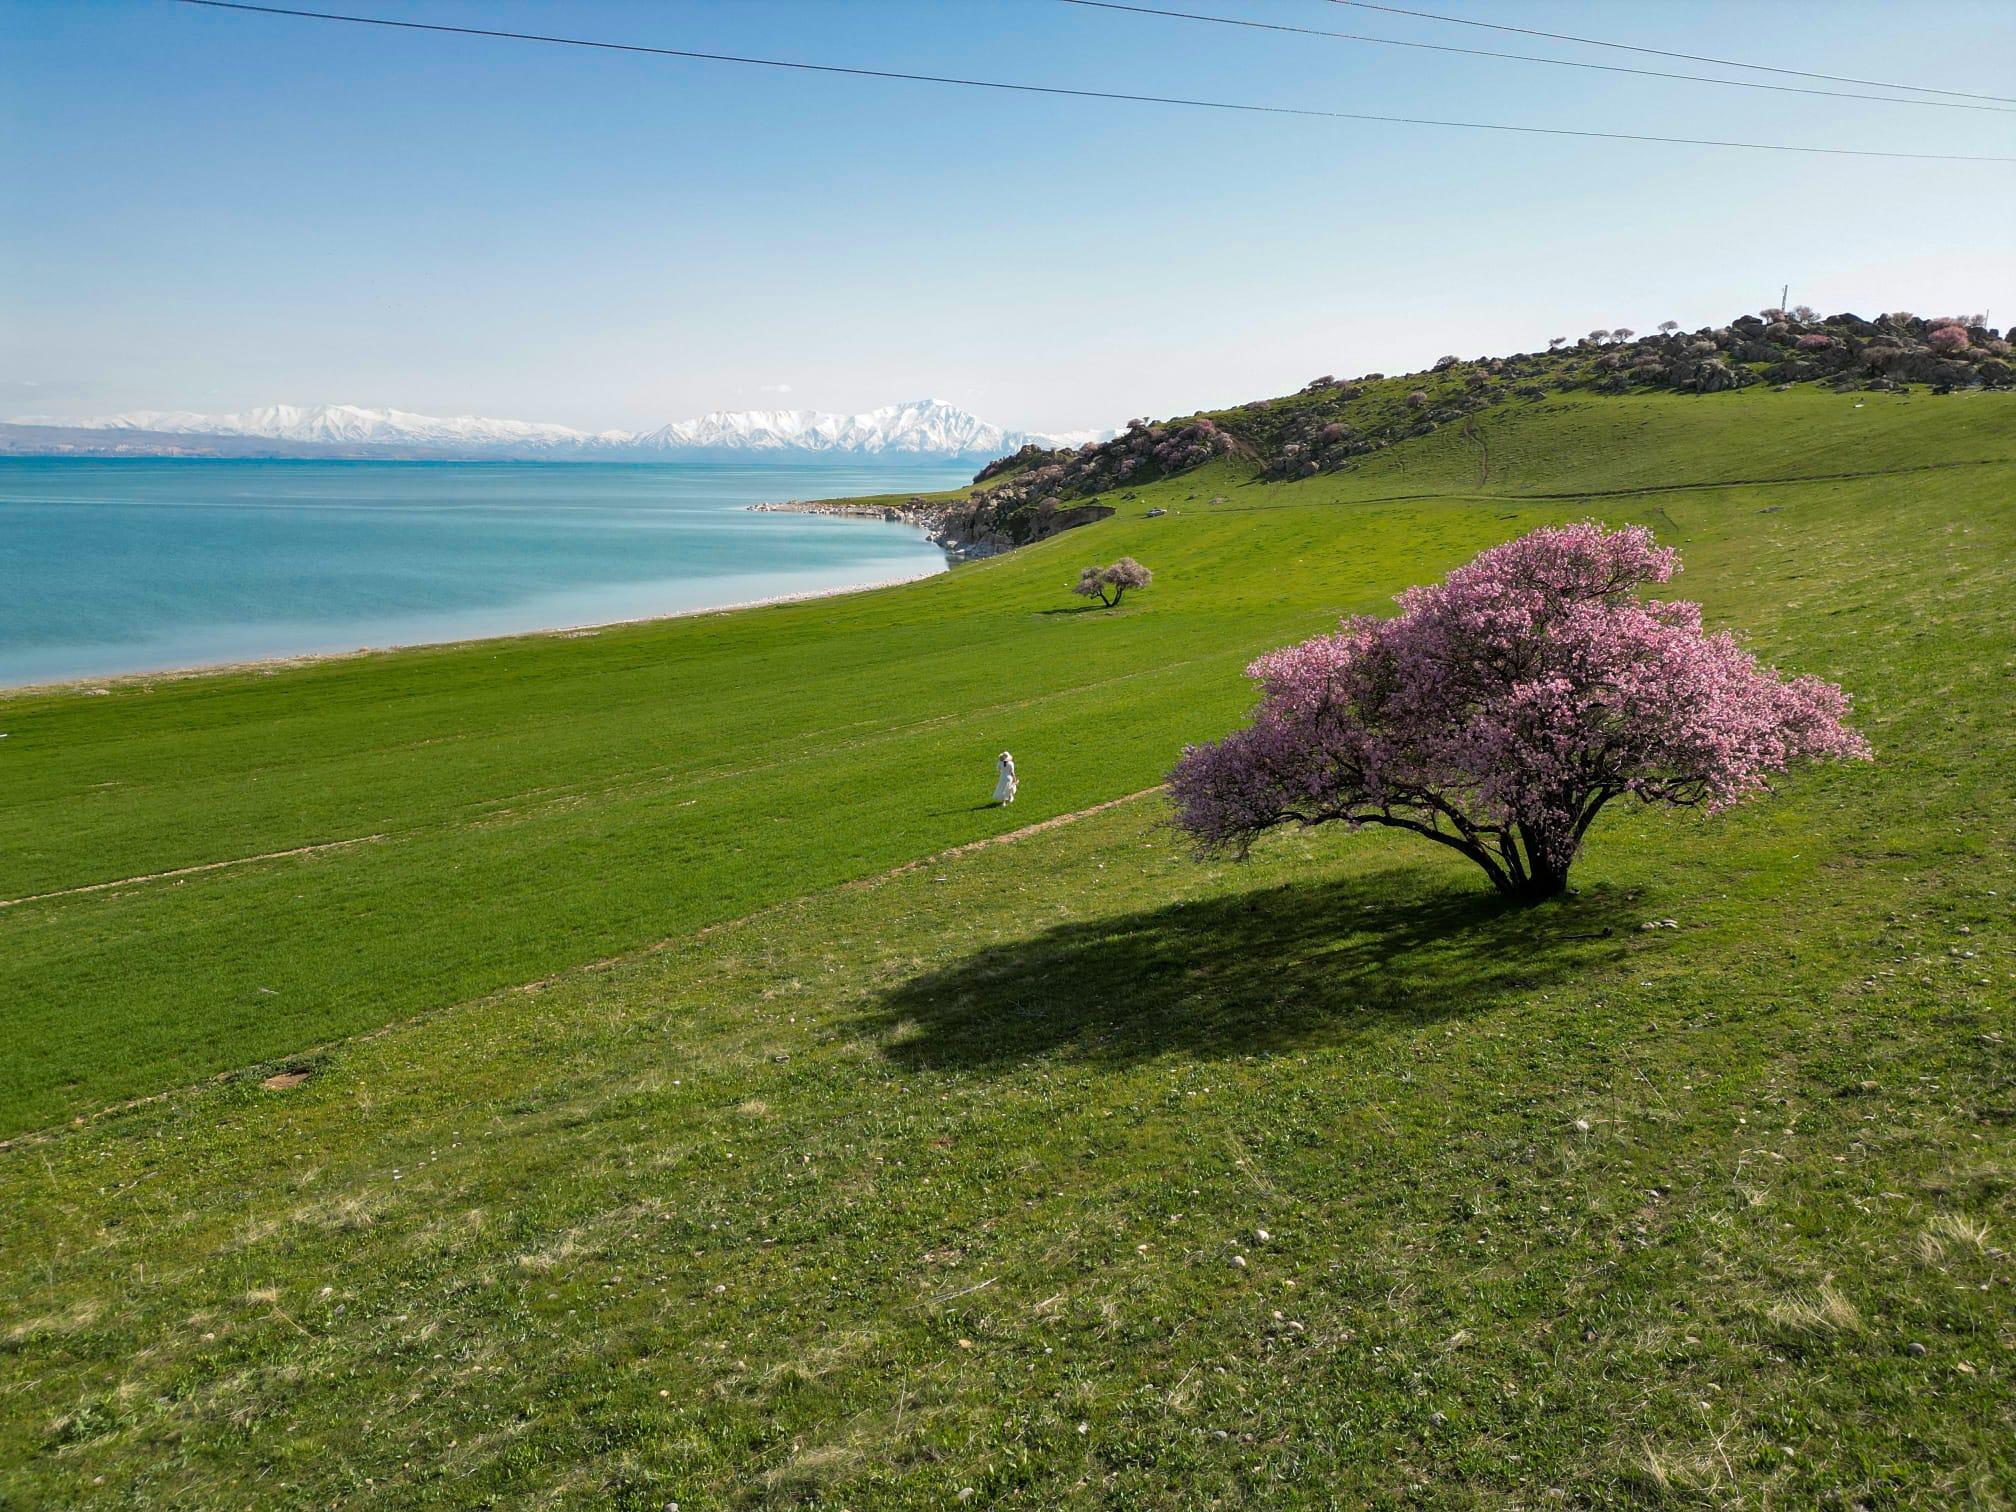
175, 1, 2016, 164
1323, 0, 2016, 107
1061, 0, 2016, 114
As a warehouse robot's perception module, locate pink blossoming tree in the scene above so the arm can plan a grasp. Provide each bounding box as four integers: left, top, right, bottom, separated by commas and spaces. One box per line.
1073, 557, 1153, 608
1168, 523, 1871, 902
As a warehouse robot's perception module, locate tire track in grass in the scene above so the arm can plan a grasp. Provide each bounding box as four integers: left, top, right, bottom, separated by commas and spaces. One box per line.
1460, 416, 1491, 486
0, 834, 389, 910
844, 786, 1166, 887
0, 786, 1168, 1147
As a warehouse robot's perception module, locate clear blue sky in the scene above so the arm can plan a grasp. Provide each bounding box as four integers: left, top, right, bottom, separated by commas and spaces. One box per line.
4, 0, 2011, 434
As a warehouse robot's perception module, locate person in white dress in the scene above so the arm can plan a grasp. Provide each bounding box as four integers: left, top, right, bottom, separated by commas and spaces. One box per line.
992, 750, 1018, 805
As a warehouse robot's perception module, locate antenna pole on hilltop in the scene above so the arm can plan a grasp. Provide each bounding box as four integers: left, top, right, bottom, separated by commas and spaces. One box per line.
1780, 283, 1790, 314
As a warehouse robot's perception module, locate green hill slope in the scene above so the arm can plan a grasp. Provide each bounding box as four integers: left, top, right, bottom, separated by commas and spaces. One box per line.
1, 380, 2012, 1506
3, 387, 2007, 1133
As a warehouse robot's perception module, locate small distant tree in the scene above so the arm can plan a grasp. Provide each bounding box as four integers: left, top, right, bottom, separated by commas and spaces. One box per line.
1073, 557, 1153, 608
1760, 306, 1787, 322
1168, 523, 1870, 902
1928, 324, 1971, 353
1611, 326, 1636, 343
1796, 333, 1833, 351
1404, 390, 1430, 409
1657, 320, 1681, 334
1792, 304, 1818, 322
1588, 328, 1612, 345
1432, 354, 1461, 371
1548, 336, 1568, 350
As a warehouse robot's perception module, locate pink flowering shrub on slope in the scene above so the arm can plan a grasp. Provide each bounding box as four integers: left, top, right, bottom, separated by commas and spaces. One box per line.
1169, 523, 1870, 902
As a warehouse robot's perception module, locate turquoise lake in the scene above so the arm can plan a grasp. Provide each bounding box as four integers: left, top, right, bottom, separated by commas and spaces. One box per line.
0, 459, 966, 687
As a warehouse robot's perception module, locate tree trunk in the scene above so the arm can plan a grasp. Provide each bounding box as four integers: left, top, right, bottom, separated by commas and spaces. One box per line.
1511, 862, 1570, 903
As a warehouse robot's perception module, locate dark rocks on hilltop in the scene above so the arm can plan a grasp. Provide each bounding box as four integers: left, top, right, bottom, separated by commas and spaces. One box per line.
1763, 360, 1821, 384
1690, 359, 1746, 394
966, 416, 1235, 510
971, 443, 1048, 484
958, 308, 2010, 515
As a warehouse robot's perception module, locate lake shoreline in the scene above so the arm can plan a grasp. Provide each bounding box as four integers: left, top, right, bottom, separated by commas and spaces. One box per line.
0, 567, 956, 700
0, 456, 970, 696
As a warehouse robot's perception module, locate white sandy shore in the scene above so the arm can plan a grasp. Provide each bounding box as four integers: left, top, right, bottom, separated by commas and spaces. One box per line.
0, 568, 955, 699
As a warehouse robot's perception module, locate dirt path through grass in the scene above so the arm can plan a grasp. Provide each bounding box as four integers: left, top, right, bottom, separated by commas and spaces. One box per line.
0, 833, 388, 909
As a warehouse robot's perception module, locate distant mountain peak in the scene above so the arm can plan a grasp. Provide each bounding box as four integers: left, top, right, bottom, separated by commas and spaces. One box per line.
7, 398, 1111, 461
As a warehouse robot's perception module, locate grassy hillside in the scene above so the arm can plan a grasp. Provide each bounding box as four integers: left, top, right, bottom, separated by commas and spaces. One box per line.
1, 384, 2012, 1506
0, 470, 1523, 1132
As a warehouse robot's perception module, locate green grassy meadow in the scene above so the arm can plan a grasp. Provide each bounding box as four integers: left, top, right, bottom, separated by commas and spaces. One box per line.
2, 385, 2012, 1506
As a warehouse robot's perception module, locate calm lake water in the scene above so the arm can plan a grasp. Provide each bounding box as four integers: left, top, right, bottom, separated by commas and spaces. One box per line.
0, 459, 967, 687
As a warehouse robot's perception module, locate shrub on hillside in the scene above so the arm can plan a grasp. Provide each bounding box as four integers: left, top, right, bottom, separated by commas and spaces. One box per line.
1796, 334, 1833, 350
1928, 325, 1970, 353
1169, 523, 1870, 902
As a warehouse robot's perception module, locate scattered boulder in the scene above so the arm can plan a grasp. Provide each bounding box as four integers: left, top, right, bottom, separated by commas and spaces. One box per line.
1691, 360, 1746, 394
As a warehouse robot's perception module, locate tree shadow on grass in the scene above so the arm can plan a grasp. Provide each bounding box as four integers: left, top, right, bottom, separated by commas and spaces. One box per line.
860, 866, 1634, 1072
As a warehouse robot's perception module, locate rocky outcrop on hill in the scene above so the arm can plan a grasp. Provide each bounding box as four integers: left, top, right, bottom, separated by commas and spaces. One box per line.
970, 309, 2012, 493
932, 495, 1117, 555
966, 416, 1235, 508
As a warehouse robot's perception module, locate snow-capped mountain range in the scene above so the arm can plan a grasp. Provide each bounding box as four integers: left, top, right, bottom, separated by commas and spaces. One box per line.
5, 399, 1111, 461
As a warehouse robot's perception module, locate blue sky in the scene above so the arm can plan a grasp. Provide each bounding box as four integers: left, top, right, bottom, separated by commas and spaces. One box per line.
5, 0, 2011, 434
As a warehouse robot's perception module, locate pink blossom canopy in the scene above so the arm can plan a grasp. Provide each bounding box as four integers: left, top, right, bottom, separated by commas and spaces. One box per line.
1168, 522, 1870, 899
